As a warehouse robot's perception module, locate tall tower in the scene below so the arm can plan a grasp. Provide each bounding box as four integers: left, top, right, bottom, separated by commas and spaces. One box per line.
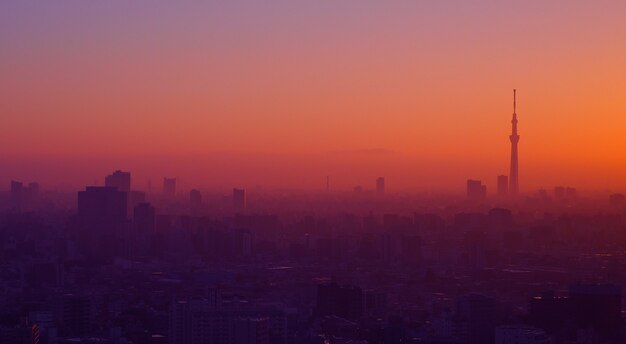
509, 89, 520, 195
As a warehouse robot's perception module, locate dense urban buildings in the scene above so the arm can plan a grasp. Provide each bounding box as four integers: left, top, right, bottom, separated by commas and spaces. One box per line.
3, 89, 622, 344
3, 1, 626, 343
3, 170, 624, 343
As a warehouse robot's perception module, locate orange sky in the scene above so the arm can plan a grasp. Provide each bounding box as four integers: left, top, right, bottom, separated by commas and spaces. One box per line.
1, 1, 626, 192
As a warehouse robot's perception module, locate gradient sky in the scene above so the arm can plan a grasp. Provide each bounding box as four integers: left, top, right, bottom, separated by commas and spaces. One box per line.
1, 1, 626, 192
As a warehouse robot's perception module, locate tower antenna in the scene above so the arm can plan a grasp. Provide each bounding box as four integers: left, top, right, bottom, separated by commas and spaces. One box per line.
513, 89, 516, 114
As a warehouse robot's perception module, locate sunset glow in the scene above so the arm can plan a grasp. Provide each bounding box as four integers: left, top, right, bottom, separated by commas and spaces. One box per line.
2, 1, 626, 192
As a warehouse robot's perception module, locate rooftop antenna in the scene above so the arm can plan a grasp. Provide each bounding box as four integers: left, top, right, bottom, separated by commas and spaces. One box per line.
513, 89, 516, 114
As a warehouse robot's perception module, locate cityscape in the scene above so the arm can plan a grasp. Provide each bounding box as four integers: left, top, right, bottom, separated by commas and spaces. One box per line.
2, 2, 626, 344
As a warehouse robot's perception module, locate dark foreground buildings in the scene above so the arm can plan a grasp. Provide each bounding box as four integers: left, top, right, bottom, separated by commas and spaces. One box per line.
3, 177, 626, 344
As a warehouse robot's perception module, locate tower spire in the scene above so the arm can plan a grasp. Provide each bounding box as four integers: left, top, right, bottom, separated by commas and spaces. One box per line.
513, 89, 516, 114
509, 89, 520, 196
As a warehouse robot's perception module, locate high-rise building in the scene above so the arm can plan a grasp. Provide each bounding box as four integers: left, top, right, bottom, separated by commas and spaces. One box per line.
77, 186, 128, 259
163, 178, 176, 197
233, 188, 246, 210
190, 189, 202, 205
10, 180, 23, 209
26, 182, 40, 198
105, 170, 131, 193
554, 186, 565, 199
133, 203, 155, 234
53, 293, 93, 337
488, 208, 513, 228
497, 175, 508, 197
565, 187, 577, 199
467, 179, 487, 200
376, 177, 385, 195
78, 187, 128, 224
10, 180, 41, 211
128, 190, 146, 212
132, 202, 155, 257
509, 89, 520, 196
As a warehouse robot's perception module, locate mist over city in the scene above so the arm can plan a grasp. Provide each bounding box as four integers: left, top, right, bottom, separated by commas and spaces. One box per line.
2, 1, 626, 344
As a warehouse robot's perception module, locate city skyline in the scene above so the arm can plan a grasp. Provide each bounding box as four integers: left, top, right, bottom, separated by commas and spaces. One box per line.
3, 3, 626, 343
2, 1, 626, 192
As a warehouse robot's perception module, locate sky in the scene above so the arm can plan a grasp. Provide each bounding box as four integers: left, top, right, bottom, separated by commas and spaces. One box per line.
1, 1, 626, 193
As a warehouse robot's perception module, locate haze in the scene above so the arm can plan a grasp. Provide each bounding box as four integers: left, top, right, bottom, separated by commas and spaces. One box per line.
2, 1, 626, 192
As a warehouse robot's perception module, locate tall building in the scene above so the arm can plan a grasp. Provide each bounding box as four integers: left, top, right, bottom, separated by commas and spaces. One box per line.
133, 203, 155, 233
78, 187, 128, 224
128, 190, 146, 212
554, 186, 565, 199
53, 293, 93, 337
467, 179, 486, 200
509, 89, 520, 195
132, 202, 155, 257
77, 186, 128, 259
497, 175, 508, 197
10, 180, 23, 209
190, 189, 202, 205
10, 181, 40, 211
376, 177, 385, 194
163, 177, 176, 197
233, 188, 246, 210
105, 170, 131, 193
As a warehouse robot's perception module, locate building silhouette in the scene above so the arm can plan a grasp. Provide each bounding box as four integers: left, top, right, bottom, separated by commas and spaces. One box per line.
10, 180, 23, 209
105, 170, 131, 193
497, 175, 508, 197
163, 178, 176, 197
509, 89, 520, 196
128, 190, 146, 213
467, 179, 487, 200
77, 186, 128, 259
233, 188, 246, 210
376, 177, 385, 195
132, 202, 155, 257
554, 186, 565, 199
190, 189, 202, 205
10, 180, 41, 212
